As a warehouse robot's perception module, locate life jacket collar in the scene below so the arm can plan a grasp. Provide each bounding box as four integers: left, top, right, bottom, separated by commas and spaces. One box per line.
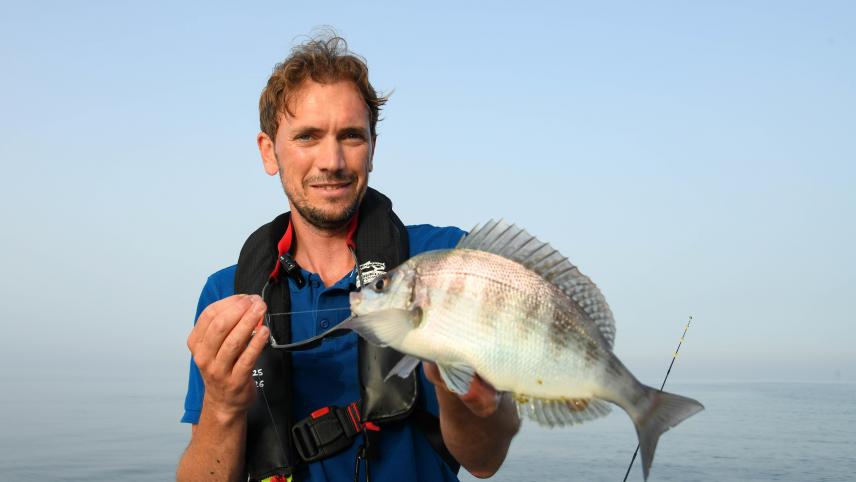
269, 212, 360, 281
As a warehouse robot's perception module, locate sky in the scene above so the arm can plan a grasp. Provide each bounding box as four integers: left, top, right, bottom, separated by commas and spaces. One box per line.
0, 0, 854, 408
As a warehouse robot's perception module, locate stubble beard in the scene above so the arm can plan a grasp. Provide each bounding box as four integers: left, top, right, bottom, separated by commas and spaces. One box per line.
283, 171, 366, 231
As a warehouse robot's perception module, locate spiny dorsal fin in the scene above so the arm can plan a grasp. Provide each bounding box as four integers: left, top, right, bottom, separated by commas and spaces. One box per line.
457, 219, 616, 349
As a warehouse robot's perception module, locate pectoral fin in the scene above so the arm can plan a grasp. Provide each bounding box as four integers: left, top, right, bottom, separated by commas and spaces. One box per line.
341, 308, 414, 347
437, 362, 476, 395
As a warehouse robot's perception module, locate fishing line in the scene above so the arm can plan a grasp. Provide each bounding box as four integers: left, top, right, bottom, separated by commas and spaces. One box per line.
266, 307, 352, 317
621, 315, 694, 482
254, 375, 290, 464
263, 308, 355, 351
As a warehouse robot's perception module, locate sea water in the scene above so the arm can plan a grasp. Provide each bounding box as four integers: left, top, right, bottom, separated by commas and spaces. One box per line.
1, 376, 853, 481
460, 381, 856, 482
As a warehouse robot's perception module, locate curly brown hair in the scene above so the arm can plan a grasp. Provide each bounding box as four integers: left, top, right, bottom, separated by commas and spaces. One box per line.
259, 33, 388, 141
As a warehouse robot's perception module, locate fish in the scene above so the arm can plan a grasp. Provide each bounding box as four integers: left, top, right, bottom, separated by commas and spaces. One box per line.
344, 220, 704, 480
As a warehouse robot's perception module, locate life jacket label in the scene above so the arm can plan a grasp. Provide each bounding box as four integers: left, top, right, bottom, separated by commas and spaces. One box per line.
356, 260, 386, 288
253, 368, 265, 389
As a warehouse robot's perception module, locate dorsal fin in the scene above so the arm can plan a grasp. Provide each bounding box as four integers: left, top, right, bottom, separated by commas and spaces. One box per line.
457, 219, 616, 349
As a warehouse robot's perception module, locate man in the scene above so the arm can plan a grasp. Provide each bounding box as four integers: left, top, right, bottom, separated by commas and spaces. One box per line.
177, 35, 519, 482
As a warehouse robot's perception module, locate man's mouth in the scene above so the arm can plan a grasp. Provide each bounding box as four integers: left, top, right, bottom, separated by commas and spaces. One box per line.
310, 181, 352, 190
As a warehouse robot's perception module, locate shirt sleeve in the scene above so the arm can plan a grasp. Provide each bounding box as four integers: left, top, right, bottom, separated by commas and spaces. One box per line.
180, 266, 237, 424
407, 224, 466, 256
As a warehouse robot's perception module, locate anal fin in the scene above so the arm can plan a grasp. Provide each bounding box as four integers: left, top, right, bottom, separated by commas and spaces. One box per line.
514, 396, 612, 428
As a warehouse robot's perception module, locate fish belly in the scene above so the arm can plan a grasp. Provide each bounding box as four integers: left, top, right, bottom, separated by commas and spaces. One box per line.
409, 293, 611, 401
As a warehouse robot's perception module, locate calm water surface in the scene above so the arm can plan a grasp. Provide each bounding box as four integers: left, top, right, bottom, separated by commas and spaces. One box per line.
461, 382, 856, 482
1, 378, 853, 481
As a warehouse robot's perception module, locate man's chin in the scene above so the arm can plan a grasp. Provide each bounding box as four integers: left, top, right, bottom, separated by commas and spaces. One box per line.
288, 182, 368, 230
294, 199, 360, 231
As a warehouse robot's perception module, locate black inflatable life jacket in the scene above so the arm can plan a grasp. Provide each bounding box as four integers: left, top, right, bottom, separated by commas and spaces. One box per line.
234, 187, 455, 480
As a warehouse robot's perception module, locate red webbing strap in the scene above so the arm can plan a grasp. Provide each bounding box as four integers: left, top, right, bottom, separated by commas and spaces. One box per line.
269, 213, 359, 280
269, 221, 294, 280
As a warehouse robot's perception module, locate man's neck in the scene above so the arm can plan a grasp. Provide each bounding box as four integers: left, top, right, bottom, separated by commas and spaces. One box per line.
290, 212, 355, 288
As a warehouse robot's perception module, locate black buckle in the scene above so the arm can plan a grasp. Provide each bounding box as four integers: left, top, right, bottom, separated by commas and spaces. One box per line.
292, 405, 362, 463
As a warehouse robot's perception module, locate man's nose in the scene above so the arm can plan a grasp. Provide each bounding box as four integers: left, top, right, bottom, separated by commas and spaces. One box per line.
316, 137, 346, 171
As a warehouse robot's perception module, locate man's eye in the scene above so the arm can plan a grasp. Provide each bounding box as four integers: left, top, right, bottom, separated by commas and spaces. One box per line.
342, 131, 365, 141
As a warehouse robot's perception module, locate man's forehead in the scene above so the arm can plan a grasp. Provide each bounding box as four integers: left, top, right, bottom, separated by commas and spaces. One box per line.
280, 80, 369, 127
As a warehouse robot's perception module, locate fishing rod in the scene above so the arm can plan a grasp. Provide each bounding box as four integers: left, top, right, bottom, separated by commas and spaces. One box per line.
621, 315, 694, 482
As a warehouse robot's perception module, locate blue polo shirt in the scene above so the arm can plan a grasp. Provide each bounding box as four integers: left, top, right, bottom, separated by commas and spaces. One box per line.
182, 224, 465, 482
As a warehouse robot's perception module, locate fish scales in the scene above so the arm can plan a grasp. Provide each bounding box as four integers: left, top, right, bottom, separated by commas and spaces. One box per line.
406, 249, 609, 400
345, 220, 704, 480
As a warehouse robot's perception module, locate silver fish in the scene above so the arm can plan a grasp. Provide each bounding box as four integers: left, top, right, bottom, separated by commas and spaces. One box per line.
346, 220, 703, 480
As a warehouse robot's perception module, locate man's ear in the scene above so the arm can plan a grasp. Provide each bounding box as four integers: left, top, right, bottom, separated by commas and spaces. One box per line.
258, 132, 279, 176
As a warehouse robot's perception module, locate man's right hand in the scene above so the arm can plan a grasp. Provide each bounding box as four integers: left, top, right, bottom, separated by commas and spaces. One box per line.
186, 294, 270, 420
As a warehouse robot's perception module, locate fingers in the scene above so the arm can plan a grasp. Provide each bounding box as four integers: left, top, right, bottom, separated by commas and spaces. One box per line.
186, 294, 269, 414
187, 294, 246, 349
188, 294, 266, 382
198, 296, 256, 361
216, 296, 267, 370
423, 361, 500, 418
422, 361, 442, 386
234, 325, 269, 376
460, 375, 500, 418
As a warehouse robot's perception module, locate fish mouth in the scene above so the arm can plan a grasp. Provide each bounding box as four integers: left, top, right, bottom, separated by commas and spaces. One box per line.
349, 291, 364, 313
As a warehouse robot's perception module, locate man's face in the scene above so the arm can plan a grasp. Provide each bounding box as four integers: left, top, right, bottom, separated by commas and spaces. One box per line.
259, 80, 374, 230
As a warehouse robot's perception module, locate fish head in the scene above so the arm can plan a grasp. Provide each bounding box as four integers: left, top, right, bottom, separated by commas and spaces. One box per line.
350, 260, 418, 317
346, 261, 424, 348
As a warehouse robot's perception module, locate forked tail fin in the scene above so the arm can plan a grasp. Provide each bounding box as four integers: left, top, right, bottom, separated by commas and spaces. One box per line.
632, 387, 704, 480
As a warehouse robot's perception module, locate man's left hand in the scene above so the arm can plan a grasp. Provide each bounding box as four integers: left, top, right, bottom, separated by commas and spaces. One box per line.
422, 361, 501, 418
421, 361, 519, 477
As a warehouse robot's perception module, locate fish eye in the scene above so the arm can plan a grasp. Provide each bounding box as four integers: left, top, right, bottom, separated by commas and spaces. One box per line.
374, 275, 388, 292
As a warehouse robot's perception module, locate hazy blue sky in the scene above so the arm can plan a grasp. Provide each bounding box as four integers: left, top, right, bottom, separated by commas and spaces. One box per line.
1, 0, 853, 405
